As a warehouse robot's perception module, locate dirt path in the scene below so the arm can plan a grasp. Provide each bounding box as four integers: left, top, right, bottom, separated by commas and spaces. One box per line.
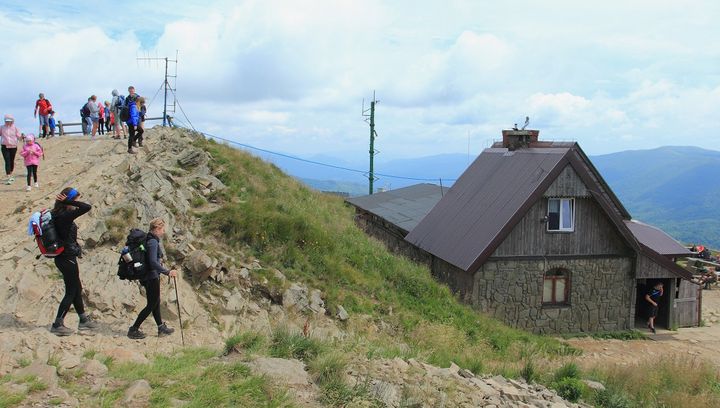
566, 287, 720, 368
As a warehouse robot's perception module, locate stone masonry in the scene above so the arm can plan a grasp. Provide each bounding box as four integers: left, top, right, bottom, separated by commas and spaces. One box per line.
476, 258, 635, 334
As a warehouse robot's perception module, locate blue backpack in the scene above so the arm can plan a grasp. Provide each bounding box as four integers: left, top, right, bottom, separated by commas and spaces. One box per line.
114, 95, 126, 110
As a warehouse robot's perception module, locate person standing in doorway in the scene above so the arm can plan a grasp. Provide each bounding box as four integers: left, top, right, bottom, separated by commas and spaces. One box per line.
34, 93, 53, 138
645, 282, 664, 334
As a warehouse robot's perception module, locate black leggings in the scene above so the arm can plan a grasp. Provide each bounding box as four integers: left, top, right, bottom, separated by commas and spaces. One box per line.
2, 145, 17, 175
26, 165, 37, 185
98, 118, 105, 135
55, 256, 85, 320
105, 119, 112, 132
133, 278, 162, 328
128, 124, 137, 149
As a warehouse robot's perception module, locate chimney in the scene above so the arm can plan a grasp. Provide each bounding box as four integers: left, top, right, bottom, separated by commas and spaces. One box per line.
501, 130, 539, 150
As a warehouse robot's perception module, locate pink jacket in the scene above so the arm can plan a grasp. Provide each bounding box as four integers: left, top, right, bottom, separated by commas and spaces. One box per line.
1, 124, 22, 147
20, 142, 43, 166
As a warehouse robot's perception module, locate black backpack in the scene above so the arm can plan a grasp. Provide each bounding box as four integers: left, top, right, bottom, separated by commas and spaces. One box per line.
119, 106, 130, 122
80, 103, 91, 118
117, 229, 149, 280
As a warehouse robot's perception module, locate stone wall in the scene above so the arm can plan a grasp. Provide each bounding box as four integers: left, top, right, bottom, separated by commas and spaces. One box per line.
435, 256, 636, 334
353, 210, 433, 266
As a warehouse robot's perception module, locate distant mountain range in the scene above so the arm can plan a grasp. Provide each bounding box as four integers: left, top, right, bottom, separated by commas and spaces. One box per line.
265, 146, 720, 248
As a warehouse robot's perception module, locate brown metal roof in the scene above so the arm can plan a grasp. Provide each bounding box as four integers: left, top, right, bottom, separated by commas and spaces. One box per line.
625, 220, 692, 257
345, 183, 448, 233
405, 147, 571, 271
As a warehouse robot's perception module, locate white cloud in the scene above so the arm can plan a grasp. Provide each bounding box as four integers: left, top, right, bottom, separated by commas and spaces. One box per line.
0, 0, 719, 161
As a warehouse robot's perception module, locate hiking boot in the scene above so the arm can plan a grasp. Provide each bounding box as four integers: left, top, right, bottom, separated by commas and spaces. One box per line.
78, 316, 99, 330
158, 323, 175, 337
50, 324, 74, 337
138, 142, 143, 147
651, 327, 656, 334
127, 148, 136, 154
26, 186, 31, 191
127, 327, 146, 340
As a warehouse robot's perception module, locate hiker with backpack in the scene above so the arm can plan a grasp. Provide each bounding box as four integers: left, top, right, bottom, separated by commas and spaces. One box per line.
20, 134, 43, 191
81, 97, 92, 135
49, 187, 98, 336
111, 89, 127, 139
127, 218, 177, 339
1, 114, 23, 185
87, 95, 101, 138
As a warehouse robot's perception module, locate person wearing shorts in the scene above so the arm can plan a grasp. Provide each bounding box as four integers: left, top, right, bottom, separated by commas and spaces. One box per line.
34, 93, 52, 138
645, 282, 663, 334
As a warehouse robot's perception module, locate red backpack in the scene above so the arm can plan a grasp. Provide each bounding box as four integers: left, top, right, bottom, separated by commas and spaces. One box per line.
31, 210, 64, 257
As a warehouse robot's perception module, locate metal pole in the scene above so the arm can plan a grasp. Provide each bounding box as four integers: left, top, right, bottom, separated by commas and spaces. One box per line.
369, 98, 375, 195
172, 276, 185, 346
163, 58, 169, 127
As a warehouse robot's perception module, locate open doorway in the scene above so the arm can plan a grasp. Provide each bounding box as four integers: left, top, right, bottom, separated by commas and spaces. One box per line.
635, 279, 671, 330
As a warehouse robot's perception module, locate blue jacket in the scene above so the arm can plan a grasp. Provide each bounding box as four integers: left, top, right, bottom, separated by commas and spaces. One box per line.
126, 101, 140, 126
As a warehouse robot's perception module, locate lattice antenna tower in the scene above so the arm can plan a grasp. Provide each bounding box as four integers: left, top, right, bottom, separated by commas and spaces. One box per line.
135, 50, 179, 127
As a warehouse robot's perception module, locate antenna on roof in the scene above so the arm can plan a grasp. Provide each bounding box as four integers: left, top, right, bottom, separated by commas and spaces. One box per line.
521, 116, 530, 130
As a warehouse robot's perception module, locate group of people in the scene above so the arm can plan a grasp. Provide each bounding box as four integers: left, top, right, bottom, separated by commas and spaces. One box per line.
1, 86, 152, 190
47, 187, 178, 339
82, 86, 147, 154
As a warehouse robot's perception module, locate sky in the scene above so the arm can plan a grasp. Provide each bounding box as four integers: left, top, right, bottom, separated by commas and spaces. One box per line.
1, 0, 719, 165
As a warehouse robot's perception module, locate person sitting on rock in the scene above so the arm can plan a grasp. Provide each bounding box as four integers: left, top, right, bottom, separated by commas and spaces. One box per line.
50, 187, 99, 336
127, 218, 178, 339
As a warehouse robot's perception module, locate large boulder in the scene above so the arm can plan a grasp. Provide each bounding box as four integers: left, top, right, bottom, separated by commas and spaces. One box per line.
123, 379, 152, 406
17, 361, 58, 390
186, 250, 215, 281
248, 357, 311, 386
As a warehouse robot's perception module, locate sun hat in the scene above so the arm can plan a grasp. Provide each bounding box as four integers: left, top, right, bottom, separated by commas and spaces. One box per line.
3, 114, 13, 122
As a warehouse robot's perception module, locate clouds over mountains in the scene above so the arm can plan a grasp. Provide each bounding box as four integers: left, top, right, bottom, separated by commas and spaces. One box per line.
1, 1, 718, 159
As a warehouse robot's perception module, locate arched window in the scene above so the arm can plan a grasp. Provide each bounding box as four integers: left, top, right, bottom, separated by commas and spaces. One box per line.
543, 268, 570, 305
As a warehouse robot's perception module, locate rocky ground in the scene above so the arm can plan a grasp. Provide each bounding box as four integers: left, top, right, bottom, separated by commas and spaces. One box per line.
0, 128, 589, 407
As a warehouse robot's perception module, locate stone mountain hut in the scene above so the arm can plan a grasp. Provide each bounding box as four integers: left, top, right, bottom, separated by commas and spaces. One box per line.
347, 130, 699, 334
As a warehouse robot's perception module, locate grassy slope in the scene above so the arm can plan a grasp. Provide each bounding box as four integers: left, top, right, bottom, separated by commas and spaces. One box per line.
197, 137, 576, 368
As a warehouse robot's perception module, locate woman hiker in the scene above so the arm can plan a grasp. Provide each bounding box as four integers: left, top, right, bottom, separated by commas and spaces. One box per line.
1, 114, 22, 185
50, 187, 99, 336
127, 218, 177, 339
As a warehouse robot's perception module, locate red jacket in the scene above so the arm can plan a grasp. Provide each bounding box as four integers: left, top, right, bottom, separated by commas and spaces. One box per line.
35, 99, 52, 116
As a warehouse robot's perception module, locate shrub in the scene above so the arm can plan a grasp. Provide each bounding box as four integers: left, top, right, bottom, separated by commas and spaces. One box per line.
270, 328, 325, 362
224, 332, 265, 356
594, 388, 632, 408
553, 377, 585, 402
520, 359, 538, 383
554, 362, 581, 382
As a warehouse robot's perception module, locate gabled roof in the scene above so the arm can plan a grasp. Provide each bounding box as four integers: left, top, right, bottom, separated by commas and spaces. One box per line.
625, 220, 692, 257
404, 140, 695, 281
346, 183, 448, 233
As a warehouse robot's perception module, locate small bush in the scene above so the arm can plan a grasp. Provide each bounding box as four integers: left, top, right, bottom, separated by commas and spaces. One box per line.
270, 328, 325, 362
224, 332, 265, 355
520, 359, 538, 383
553, 377, 585, 402
308, 353, 347, 386
594, 388, 632, 408
554, 362, 581, 382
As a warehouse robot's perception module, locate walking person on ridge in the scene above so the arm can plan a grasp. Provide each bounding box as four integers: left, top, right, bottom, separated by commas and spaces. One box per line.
49, 187, 99, 336
127, 218, 177, 339
1, 114, 23, 185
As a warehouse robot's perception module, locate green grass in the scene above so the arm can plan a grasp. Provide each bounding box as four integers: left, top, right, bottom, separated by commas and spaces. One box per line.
196, 137, 577, 371
269, 328, 325, 362
561, 330, 648, 341
224, 331, 266, 356
106, 348, 290, 407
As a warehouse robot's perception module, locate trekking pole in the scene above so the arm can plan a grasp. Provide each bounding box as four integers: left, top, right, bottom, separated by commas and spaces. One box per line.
172, 275, 185, 346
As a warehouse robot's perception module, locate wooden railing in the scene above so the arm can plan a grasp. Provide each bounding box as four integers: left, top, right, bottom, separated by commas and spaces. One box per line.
57, 116, 166, 136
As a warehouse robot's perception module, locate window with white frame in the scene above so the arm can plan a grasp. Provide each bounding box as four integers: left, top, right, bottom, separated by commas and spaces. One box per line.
543, 268, 570, 306
547, 198, 574, 232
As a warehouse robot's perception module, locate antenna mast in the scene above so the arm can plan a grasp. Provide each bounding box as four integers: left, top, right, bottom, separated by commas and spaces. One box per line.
362, 91, 379, 195
135, 51, 178, 126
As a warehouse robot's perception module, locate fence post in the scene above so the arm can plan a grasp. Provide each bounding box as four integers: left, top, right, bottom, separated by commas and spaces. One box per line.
58, 121, 64, 136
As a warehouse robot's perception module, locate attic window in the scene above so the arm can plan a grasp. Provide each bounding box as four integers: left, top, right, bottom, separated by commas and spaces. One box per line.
547, 198, 574, 232
543, 268, 570, 306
